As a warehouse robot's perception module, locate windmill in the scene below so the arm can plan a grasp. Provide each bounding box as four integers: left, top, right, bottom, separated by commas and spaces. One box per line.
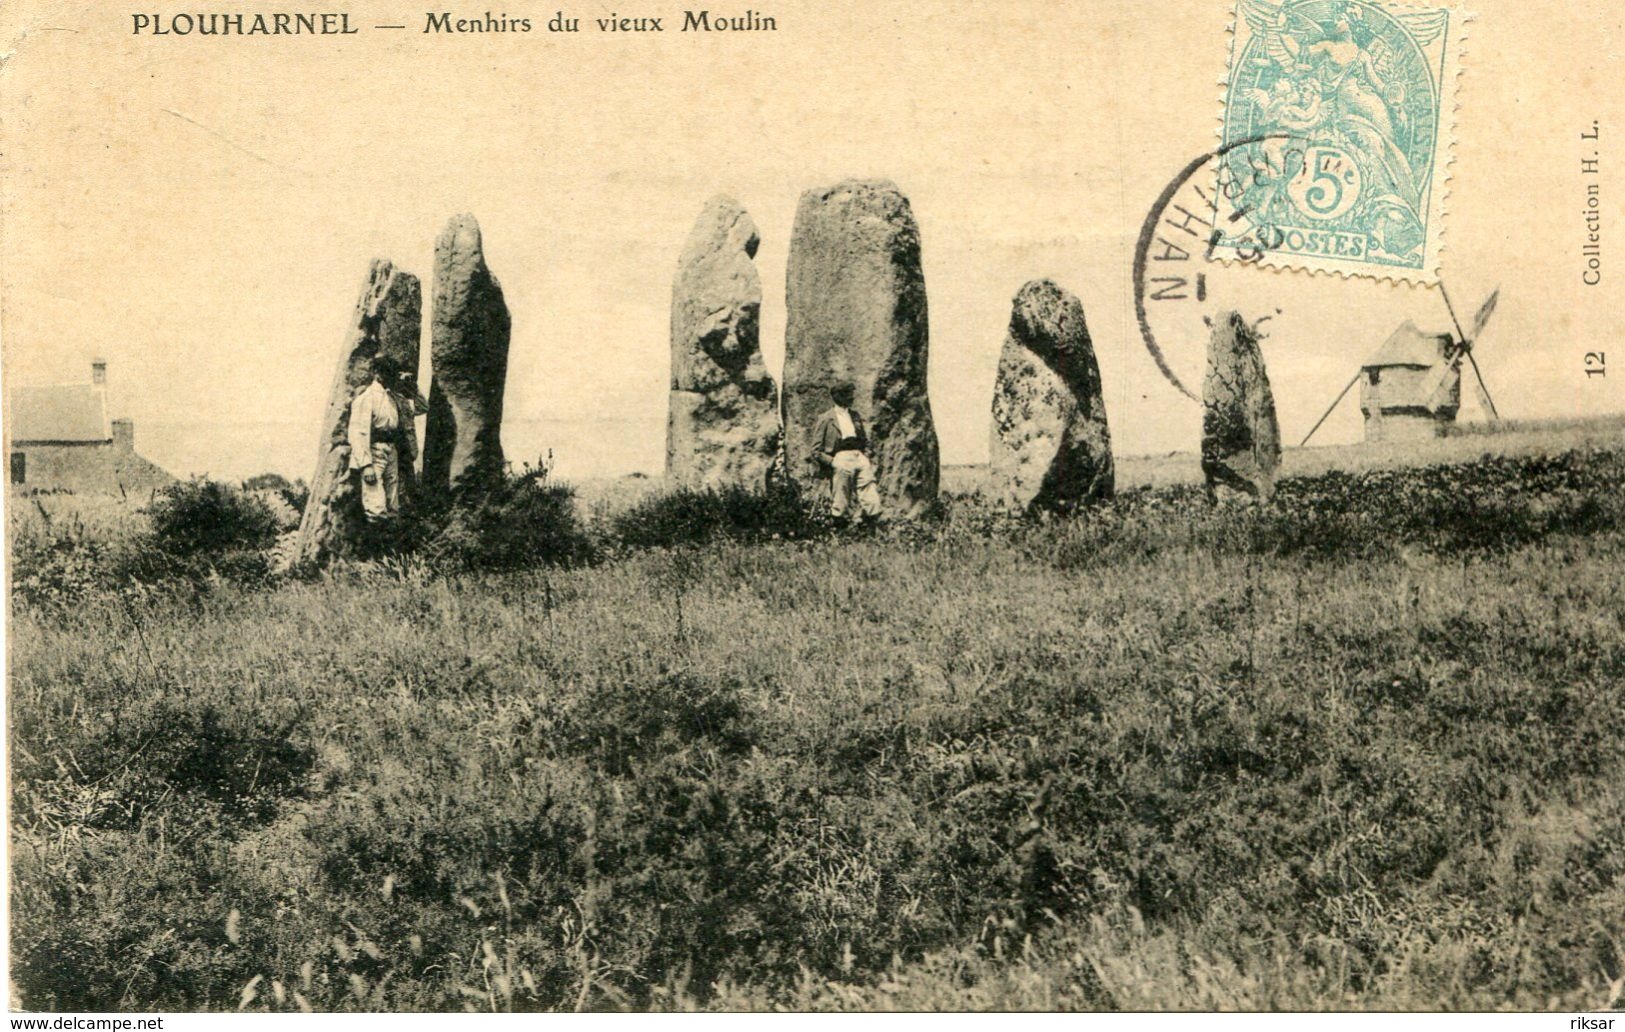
1299, 285, 1502, 447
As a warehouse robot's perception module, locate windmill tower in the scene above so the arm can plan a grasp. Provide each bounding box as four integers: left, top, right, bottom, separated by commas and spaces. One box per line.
1358, 323, 1460, 441
1300, 287, 1501, 448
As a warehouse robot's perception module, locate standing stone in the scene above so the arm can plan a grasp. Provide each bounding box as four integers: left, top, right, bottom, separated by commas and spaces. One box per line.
666, 196, 780, 490
989, 280, 1113, 514
422, 214, 511, 497
783, 179, 939, 516
1202, 310, 1281, 502
289, 259, 421, 568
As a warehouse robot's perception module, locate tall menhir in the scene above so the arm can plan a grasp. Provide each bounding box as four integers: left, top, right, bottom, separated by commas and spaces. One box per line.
782, 179, 939, 516
291, 259, 421, 567
422, 213, 511, 498
1202, 310, 1281, 502
666, 195, 780, 490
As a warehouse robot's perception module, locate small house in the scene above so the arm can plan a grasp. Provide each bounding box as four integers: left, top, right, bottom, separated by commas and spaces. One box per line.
7, 360, 172, 493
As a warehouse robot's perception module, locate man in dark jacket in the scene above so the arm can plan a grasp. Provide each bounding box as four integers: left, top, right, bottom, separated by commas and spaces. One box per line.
811, 383, 883, 523
390, 368, 430, 500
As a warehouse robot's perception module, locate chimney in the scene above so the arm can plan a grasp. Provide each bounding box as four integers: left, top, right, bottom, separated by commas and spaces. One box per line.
111, 418, 134, 453
91, 359, 107, 386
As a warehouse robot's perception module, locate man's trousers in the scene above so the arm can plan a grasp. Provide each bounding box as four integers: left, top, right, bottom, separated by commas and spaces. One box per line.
830, 450, 882, 519
359, 442, 400, 520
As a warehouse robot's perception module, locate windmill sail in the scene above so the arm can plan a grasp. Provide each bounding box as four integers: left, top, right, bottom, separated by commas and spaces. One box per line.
1468, 289, 1500, 342
1464, 289, 1501, 420
1431, 286, 1501, 422
1466, 353, 1500, 420
1422, 361, 1462, 414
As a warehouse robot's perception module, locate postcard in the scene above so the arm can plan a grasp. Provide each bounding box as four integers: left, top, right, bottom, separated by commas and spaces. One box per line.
4, 0, 1621, 1016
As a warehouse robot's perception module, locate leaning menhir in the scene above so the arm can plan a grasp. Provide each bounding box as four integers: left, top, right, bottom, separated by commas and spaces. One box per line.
290, 259, 422, 567
989, 279, 1113, 514
782, 179, 939, 516
422, 213, 511, 498
666, 195, 780, 490
1201, 310, 1281, 502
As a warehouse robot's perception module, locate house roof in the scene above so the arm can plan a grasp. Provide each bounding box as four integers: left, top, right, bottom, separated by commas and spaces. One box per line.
1364, 321, 1453, 369
7, 384, 111, 443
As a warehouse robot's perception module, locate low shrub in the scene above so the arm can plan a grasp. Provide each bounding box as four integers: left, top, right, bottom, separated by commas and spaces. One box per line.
9, 530, 110, 611
243, 473, 310, 516
241, 473, 294, 493
610, 484, 821, 550
417, 466, 596, 573
146, 478, 283, 557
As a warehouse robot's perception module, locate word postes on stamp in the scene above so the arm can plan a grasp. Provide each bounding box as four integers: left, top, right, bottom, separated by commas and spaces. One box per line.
1213, 0, 1466, 282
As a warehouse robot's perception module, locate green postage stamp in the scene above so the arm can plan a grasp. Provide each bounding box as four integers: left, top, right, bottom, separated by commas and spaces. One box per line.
1213, 0, 1467, 282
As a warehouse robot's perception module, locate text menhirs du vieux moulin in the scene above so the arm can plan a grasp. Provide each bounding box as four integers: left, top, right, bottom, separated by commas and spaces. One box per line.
130, 9, 778, 35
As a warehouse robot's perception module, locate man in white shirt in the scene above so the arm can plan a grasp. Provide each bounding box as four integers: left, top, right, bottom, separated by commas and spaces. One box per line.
811, 382, 883, 524
348, 355, 406, 522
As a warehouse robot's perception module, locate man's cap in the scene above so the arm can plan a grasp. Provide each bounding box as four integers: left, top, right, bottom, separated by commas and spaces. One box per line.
371, 354, 403, 380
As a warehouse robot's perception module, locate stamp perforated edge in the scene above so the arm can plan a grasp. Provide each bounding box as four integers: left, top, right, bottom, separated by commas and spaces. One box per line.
1208, 0, 1475, 286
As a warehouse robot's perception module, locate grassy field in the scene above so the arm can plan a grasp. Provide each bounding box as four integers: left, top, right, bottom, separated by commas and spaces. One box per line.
7, 431, 1625, 1012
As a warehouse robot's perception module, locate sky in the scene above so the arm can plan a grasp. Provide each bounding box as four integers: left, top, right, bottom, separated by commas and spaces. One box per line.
3, 0, 1621, 480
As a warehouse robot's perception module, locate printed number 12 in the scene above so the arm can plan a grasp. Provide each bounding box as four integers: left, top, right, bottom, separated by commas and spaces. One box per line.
1584, 352, 1607, 377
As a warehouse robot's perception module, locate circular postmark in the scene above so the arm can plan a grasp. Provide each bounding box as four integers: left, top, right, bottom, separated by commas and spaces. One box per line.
1133, 134, 1296, 400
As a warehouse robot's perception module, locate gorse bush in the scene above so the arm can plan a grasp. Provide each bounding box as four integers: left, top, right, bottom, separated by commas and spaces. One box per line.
147, 478, 284, 557
126, 478, 279, 588
9, 526, 110, 611
610, 483, 820, 549
242, 472, 296, 493
1268, 450, 1621, 553
417, 465, 596, 573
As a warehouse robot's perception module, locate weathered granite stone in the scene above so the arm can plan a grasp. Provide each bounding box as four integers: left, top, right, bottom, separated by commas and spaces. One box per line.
666, 196, 780, 490
1202, 310, 1281, 502
290, 259, 421, 568
422, 214, 511, 497
782, 179, 939, 516
989, 279, 1113, 514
